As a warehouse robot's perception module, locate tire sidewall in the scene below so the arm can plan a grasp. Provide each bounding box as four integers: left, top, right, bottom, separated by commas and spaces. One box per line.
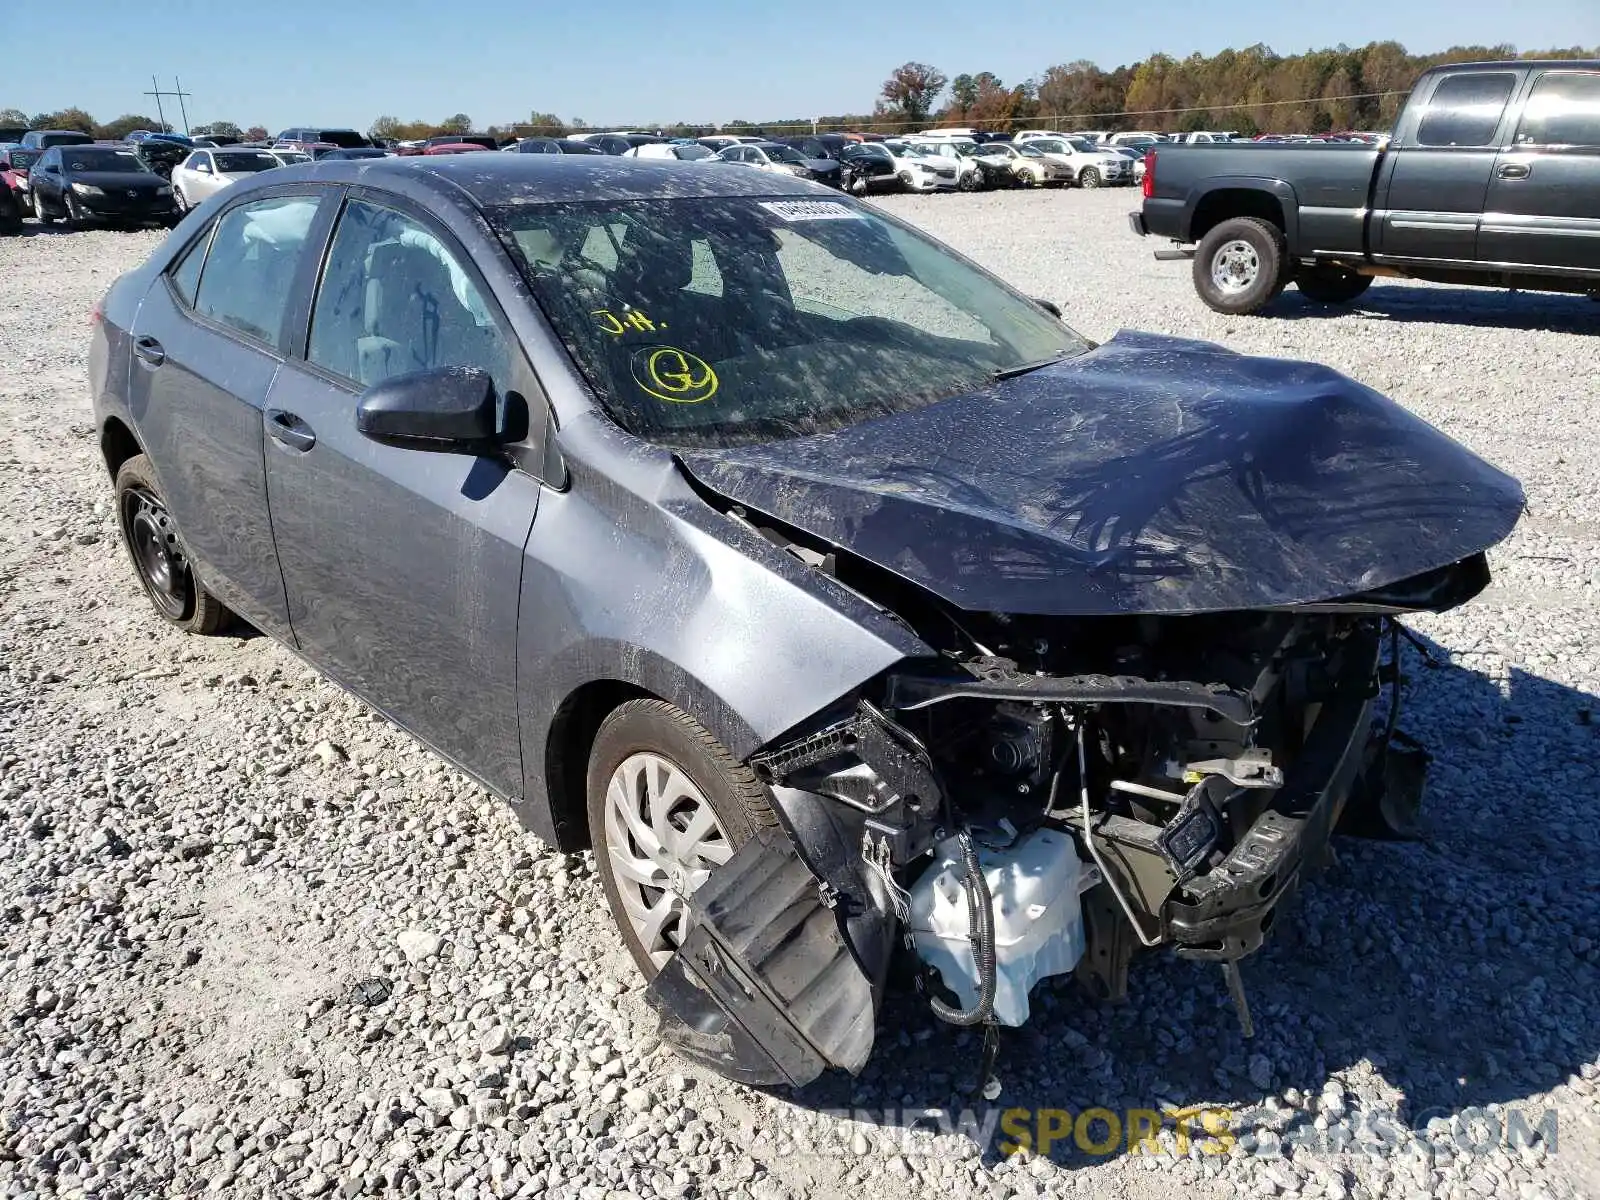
1080, 167, 1100, 189
586, 701, 770, 981
1194, 218, 1285, 315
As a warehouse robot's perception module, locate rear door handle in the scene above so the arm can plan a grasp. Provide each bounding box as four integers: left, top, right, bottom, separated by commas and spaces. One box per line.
1497, 163, 1531, 180
132, 336, 165, 368
266, 409, 316, 452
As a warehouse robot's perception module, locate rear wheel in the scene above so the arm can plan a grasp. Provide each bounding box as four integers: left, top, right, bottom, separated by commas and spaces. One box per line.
1078, 167, 1102, 189
114, 454, 230, 634
1193, 217, 1288, 315
587, 700, 778, 979
1295, 265, 1374, 305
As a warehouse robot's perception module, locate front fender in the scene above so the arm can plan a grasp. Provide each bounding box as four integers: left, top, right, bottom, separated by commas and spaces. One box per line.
513, 442, 929, 847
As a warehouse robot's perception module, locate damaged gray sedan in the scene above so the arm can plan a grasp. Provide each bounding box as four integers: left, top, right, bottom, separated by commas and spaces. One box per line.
87, 156, 1523, 1087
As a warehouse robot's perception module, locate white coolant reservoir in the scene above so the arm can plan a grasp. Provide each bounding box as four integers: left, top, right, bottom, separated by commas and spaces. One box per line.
907, 827, 1093, 1027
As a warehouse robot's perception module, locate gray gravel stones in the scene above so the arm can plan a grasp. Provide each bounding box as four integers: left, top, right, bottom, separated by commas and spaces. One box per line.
2, 194, 1597, 1200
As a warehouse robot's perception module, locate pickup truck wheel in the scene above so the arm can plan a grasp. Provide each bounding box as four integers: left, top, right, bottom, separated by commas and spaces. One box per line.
1295, 266, 1373, 305
114, 454, 230, 634
587, 699, 778, 980
1194, 217, 1287, 315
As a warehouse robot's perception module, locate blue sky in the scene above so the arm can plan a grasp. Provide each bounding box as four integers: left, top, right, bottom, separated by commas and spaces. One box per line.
5, 0, 1594, 132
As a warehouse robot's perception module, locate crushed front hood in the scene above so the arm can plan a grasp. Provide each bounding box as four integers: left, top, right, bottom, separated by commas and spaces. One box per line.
678, 331, 1523, 616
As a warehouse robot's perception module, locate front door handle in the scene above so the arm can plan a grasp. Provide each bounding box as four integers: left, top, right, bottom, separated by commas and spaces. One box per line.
1497, 163, 1531, 180
266, 409, 316, 452
132, 336, 165, 368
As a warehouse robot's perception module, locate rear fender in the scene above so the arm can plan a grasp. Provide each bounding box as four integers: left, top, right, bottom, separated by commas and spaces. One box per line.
1185, 177, 1301, 254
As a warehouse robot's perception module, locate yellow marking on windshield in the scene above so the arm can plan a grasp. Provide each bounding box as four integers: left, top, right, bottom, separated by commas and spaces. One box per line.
630, 347, 718, 405
593, 307, 662, 336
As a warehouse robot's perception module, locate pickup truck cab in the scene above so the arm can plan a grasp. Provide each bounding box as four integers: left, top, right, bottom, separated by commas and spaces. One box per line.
1132, 60, 1600, 313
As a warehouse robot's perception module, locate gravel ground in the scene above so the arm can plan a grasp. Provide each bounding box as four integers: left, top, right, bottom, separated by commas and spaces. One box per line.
1, 190, 1598, 1200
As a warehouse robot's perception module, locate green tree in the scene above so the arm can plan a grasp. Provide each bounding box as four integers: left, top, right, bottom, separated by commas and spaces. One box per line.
369, 115, 402, 141
438, 112, 472, 134
880, 62, 948, 126
29, 107, 96, 133
95, 113, 165, 140
0, 107, 28, 127
521, 111, 564, 137
244, 126, 269, 142
191, 120, 242, 138
949, 74, 978, 113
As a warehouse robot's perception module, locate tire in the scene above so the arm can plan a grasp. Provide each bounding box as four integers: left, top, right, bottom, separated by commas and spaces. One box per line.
113, 454, 230, 635
34, 193, 55, 225
1018, 167, 1038, 188
958, 169, 980, 192
1295, 265, 1374, 305
1193, 216, 1288, 315
0, 192, 20, 236
1079, 167, 1102, 189
174, 185, 190, 215
587, 699, 778, 980
64, 193, 87, 228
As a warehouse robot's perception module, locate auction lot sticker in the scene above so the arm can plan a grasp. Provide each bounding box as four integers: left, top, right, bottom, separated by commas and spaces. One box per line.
758, 200, 863, 222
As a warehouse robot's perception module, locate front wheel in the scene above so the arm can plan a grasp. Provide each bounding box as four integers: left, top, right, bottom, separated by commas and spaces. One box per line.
1078, 167, 1102, 189
958, 169, 980, 192
34, 194, 55, 225
1193, 217, 1288, 315
587, 700, 778, 979
1295, 266, 1373, 305
114, 454, 230, 634
64, 193, 88, 228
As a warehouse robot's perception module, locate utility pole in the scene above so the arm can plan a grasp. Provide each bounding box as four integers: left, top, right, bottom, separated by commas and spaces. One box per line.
145, 76, 166, 134
174, 77, 191, 135
142, 76, 193, 134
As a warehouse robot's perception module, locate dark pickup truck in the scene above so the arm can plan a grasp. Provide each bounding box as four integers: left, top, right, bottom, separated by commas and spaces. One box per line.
1132, 60, 1600, 314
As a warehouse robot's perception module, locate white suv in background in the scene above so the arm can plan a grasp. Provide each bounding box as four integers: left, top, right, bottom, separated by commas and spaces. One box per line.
1019, 136, 1131, 188
904, 136, 984, 190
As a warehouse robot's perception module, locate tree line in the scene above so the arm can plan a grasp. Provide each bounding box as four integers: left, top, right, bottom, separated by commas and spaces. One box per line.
6, 41, 1594, 145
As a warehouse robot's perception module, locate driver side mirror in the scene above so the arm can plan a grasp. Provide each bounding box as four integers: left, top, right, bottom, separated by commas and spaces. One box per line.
356, 367, 504, 455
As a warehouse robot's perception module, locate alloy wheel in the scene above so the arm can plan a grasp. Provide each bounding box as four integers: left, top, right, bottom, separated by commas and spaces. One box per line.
603, 751, 733, 969
1211, 239, 1261, 295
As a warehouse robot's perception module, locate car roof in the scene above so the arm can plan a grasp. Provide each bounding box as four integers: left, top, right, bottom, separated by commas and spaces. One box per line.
251, 154, 828, 208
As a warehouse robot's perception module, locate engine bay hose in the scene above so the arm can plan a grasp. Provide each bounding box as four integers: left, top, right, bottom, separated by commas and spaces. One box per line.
929, 832, 998, 1026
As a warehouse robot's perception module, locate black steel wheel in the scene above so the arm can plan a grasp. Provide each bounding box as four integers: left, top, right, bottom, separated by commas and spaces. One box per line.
114, 453, 229, 634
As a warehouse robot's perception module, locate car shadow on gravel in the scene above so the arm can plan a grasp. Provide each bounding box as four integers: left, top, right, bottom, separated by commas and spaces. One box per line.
779, 632, 1600, 1171
1267, 284, 1600, 333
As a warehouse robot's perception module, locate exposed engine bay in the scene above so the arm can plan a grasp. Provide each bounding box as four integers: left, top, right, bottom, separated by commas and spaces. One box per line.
644, 500, 1475, 1088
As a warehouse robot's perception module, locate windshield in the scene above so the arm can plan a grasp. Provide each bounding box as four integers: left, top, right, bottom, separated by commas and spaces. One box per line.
66, 150, 147, 173
1031, 140, 1066, 153
214, 151, 280, 173
761, 145, 806, 164
7, 149, 39, 169
673, 145, 714, 160
1017, 144, 1043, 157
1067, 138, 1099, 153
273, 152, 311, 164
495, 196, 1089, 448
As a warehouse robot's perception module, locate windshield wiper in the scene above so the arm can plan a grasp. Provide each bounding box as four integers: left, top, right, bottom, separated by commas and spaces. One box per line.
993, 352, 1068, 381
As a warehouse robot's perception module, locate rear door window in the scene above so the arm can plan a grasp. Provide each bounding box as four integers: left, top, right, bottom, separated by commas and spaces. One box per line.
192, 195, 320, 350
1513, 70, 1600, 148
1416, 72, 1516, 147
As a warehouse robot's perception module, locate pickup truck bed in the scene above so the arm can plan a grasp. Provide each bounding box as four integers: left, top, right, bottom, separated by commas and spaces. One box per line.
1133, 59, 1600, 314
